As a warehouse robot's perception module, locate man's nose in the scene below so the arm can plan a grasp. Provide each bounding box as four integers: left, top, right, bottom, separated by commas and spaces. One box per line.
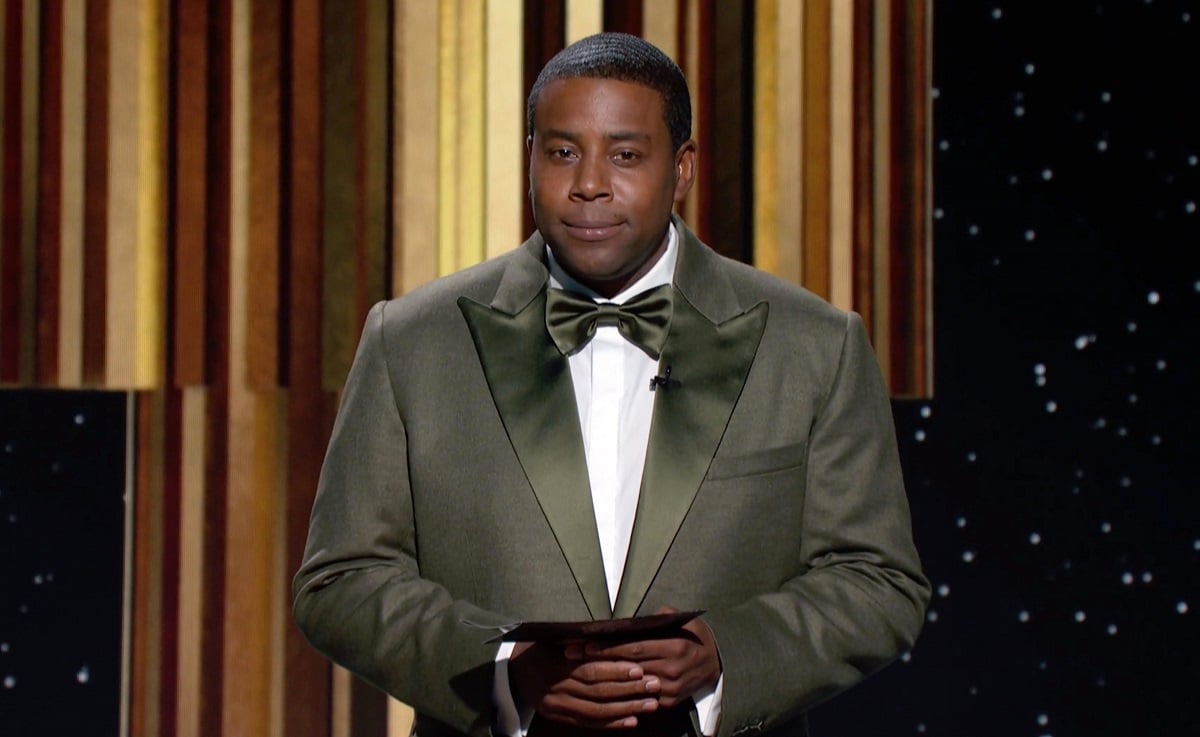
570, 155, 611, 201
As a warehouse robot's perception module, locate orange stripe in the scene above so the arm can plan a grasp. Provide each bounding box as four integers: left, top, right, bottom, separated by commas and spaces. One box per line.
246, 0, 282, 390
802, 0, 831, 300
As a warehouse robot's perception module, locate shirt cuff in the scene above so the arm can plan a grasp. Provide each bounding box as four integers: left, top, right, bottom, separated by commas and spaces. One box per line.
493, 641, 534, 737
693, 674, 724, 737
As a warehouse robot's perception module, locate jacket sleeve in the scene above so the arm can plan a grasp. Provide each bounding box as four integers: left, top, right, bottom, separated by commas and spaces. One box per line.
292, 301, 511, 737
702, 312, 931, 737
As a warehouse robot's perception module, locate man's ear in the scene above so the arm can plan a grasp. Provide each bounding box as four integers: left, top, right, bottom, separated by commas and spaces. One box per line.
673, 140, 698, 203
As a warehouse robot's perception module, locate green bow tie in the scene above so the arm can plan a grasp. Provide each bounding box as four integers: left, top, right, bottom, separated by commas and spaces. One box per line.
545, 284, 673, 359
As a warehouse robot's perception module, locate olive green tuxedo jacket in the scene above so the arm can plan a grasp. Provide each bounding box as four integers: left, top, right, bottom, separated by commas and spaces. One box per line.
293, 219, 929, 737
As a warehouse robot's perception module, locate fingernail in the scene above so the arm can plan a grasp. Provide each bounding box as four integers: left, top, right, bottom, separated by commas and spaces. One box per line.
623, 717, 639, 728
645, 677, 661, 693
642, 700, 659, 713
628, 665, 644, 679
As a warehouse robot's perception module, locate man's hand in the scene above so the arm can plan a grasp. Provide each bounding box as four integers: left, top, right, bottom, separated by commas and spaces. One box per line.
508, 608, 722, 728
509, 640, 662, 729
580, 609, 722, 710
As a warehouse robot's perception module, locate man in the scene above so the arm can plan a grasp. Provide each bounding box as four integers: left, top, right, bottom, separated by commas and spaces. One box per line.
294, 33, 928, 737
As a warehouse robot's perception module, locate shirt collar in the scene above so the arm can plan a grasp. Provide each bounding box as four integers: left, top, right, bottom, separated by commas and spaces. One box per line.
546, 223, 679, 305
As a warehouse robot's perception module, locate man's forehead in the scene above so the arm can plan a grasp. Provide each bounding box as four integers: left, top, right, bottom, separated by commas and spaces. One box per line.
532, 77, 666, 129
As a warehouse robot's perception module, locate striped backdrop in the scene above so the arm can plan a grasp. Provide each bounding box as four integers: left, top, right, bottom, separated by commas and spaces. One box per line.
0, 2, 930, 736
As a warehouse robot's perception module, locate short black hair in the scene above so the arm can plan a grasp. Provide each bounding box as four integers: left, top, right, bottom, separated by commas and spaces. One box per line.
527, 33, 692, 153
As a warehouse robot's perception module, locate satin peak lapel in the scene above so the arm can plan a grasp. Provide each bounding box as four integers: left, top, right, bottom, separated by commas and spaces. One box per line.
612, 288, 768, 618
458, 291, 612, 620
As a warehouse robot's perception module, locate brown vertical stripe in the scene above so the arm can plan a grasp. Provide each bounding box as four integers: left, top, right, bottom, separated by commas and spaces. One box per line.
130, 391, 165, 737
522, 0, 565, 237
709, 0, 752, 263
158, 388, 183, 737
246, 0, 283, 390
887, 0, 929, 395
801, 0, 831, 300
35, 1, 63, 384
603, 0, 643, 35
693, 0, 716, 246
1, 1, 23, 382
851, 0, 875, 325
82, 0, 108, 385
284, 2, 333, 735
171, 0, 210, 387
201, 0, 234, 732
319, 0, 356, 392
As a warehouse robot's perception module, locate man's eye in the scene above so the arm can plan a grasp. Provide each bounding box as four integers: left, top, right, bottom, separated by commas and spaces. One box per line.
615, 150, 639, 162
550, 148, 575, 159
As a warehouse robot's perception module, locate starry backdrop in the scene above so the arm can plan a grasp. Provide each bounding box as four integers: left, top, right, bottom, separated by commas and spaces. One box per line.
2, 2, 1199, 736
814, 1, 1200, 735
0, 391, 125, 736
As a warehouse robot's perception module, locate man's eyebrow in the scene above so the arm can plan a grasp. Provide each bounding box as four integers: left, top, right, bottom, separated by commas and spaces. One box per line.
539, 129, 653, 143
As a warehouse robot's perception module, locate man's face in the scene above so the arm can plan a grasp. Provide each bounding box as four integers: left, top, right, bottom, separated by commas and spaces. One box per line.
529, 77, 695, 298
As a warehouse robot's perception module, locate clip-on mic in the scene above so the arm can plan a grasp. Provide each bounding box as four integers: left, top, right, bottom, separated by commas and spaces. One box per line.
649, 365, 672, 392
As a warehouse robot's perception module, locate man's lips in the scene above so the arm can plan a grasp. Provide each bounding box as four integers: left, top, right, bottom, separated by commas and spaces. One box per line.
563, 221, 623, 242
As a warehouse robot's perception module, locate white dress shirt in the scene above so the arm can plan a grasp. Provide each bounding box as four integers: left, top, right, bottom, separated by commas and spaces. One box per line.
493, 224, 721, 737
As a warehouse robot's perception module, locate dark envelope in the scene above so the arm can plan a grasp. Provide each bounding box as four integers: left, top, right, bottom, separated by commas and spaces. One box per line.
486, 610, 704, 644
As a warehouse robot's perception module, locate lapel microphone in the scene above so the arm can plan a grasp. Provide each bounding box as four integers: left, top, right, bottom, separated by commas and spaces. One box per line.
649, 365, 672, 392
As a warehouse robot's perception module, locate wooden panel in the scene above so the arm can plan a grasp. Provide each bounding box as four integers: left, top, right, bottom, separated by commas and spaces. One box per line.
130, 390, 166, 737
566, 0, 603, 43
394, 0, 439, 295
801, 0, 831, 301
106, 0, 165, 388
641, 0, 677, 61
283, 4, 334, 737
35, 0, 63, 384
520, 0, 564, 238
603, 0, 642, 35
58, 0, 86, 387
709, 0, 752, 262
171, 0, 210, 388
0, 2, 15, 381
246, 0, 282, 390
361, 0, 390, 308
82, 0, 110, 385
320, 0, 358, 389
828, 0, 855, 310
485, 0, 525, 259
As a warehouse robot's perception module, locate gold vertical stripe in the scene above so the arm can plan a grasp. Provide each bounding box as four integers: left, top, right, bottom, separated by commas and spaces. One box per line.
872, 0, 892, 378
457, 0, 485, 269
58, 1, 86, 387
681, 0, 700, 228
776, 0, 803, 285
752, 0, 777, 275
330, 665, 352, 737
828, 0, 854, 311
19, 0, 40, 384
106, 0, 164, 388
485, 0, 524, 259
176, 387, 208, 737
565, 0, 603, 44
395, 0, 439, 294
135, 0, 164, 387
108, 0, 139, 387
437, 1, 459, 277
643, 0, 678, 63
